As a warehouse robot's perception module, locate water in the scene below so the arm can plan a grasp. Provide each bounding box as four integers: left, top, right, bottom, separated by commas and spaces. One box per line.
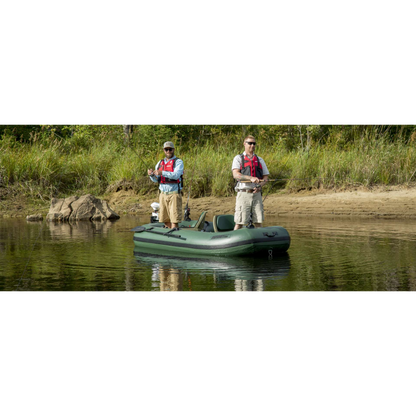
1, 214, 416, 291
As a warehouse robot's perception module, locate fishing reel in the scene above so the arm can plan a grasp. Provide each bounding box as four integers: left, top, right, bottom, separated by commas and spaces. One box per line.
184, 206, 191, 221
246, 213, 255, 229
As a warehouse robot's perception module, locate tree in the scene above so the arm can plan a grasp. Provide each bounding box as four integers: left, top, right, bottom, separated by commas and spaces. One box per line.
123, 121, 134, 146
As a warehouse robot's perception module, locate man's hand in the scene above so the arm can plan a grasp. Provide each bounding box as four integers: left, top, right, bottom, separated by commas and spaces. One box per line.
147, 169, 154, 176
253, 185, 261, 193
154, 169, 161, 176
250, 177, 260, 184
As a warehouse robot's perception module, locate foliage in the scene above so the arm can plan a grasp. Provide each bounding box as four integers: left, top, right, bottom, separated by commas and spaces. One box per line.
1, 125, 416, 201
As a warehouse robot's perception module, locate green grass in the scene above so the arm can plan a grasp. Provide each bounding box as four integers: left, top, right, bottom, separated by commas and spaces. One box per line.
1, 126, 416, 202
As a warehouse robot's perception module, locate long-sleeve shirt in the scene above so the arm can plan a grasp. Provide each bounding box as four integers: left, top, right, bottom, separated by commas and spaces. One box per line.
149, 156, 184, 192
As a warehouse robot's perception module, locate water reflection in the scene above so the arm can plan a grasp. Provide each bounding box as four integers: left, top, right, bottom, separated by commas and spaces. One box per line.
133, 251, 291, 291
48, 220, 115, 240
2, 215, 416, 291
159, 267, 183, 291
234, 279, 264, 291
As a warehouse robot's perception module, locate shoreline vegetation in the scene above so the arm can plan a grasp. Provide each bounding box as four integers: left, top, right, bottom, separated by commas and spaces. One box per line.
1, 125, 416, 218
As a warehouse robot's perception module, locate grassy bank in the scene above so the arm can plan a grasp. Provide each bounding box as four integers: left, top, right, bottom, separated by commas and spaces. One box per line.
1, 126, 416, 210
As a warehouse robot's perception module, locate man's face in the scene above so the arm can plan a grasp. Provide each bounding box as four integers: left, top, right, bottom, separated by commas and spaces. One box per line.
164, 147, 174, 158
244, 139, 256, 153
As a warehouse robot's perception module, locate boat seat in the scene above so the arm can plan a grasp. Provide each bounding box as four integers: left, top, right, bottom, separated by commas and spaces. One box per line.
203, 221, 214, 232
185, 211, 208, 231
213, 215, 235, 232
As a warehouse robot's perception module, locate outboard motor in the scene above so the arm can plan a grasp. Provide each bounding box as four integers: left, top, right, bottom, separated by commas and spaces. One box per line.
150, 202, 160, 223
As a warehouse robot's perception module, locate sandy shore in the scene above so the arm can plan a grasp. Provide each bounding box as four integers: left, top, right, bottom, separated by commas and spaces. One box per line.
1, 184, 415, 219
107, 184, 416, 220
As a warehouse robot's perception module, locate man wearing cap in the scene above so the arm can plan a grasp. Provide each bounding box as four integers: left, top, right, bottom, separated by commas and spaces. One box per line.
148, 141, 184, 229
232, 135, 269, 230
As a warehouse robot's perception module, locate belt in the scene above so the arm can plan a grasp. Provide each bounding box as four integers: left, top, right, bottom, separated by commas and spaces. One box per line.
161, 190, 180, 195
238, 189, 255, 193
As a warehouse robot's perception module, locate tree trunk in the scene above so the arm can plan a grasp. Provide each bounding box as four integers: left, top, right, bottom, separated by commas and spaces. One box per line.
123, 125, 134, 147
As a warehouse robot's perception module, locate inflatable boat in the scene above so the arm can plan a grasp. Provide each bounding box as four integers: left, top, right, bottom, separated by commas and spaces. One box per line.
131, 212, 290, 257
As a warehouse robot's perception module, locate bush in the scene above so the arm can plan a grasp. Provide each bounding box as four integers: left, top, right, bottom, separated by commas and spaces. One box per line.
1, 125, 416, 200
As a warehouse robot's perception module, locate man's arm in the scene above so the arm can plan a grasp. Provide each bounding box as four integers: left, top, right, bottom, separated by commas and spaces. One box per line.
148, 161, 161, 183
233, 169, 260, 183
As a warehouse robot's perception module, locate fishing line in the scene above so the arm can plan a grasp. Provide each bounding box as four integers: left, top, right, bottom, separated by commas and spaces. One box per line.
183, 146, 198, 221
260, 177, 326, 204
262, 180, 280, 204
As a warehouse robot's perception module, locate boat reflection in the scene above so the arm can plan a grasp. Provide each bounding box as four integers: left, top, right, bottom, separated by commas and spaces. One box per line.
134, 251, 291, 291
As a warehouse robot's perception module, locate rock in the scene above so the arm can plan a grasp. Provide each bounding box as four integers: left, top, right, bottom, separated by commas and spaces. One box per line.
101, 200, 120, 220
47, 196, 78, 221
70, 195, 98, 220
26, 214, 43, 221
46, 194, 120, 222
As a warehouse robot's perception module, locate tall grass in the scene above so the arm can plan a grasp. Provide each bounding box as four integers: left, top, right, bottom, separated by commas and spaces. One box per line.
279, 138, 416, 190
1, 126, 416, 201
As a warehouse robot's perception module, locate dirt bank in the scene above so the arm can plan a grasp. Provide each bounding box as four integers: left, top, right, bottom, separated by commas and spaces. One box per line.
107, 184, 416, 220
2, 184, 416, 219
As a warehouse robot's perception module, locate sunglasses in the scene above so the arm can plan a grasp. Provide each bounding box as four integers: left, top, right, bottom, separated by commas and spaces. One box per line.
164, 148, 173, 151
245, 142, 256, 146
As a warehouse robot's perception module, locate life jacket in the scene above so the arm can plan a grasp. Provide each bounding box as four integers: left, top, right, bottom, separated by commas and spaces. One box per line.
157, 158, 183, 191
240, 153, 263, 179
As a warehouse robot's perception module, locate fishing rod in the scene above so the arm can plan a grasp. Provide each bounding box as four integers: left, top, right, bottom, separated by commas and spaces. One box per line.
183, 158, 197, 221
184, 187, 192, 221
240, 178, 324, 205
183, 141, 202, 221
240, 178, 324, 182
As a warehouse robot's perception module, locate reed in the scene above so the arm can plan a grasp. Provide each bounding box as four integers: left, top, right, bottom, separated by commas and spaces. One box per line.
1, 126, 416, 202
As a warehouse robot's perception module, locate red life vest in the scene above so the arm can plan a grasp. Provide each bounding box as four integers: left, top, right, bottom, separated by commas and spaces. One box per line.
157, 158, 182, 190
240, 154, 263, 179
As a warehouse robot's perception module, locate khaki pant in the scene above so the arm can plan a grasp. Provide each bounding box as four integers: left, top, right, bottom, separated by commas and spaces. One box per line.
234, 191, 264, 225
159, 192, 183, 223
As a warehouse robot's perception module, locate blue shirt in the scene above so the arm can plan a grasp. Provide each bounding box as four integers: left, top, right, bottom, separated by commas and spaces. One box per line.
149, 156, 184, 192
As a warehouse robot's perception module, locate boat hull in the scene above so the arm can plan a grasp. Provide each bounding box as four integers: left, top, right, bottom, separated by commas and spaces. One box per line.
132, 224, 290, 257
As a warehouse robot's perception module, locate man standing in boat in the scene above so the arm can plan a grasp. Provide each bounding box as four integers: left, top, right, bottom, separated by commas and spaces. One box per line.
232, 135, 269, 230
148, 141, 184, 229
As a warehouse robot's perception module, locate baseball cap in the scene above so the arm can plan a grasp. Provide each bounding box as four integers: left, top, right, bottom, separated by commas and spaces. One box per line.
163, 141, 175, 149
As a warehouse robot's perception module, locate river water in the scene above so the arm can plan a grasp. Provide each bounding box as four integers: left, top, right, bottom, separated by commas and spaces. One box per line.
1, 214, 416, 291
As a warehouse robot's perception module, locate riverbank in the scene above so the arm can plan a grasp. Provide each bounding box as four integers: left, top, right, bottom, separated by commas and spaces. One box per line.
120, 184, 416, 220
2, 126, 416, 225
3, 184, 415, 220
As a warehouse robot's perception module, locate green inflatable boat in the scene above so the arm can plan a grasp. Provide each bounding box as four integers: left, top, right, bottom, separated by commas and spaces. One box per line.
131, 212, 290, 257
